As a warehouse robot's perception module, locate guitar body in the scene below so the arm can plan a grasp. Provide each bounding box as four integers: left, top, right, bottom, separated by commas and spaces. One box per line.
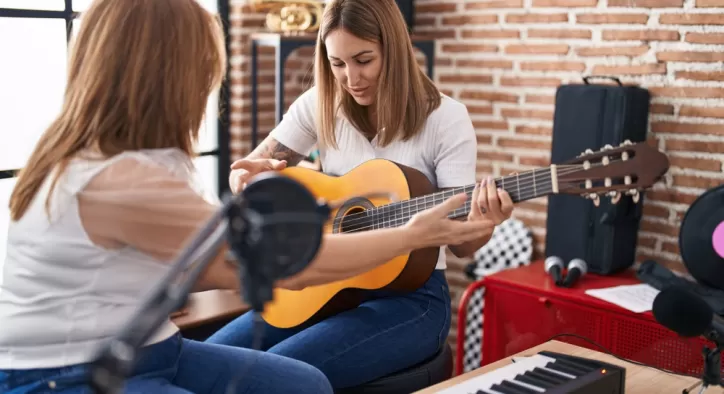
260, 159, 441, 329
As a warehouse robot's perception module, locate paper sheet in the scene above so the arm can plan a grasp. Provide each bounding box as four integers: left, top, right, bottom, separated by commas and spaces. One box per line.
585, 283, 660, 313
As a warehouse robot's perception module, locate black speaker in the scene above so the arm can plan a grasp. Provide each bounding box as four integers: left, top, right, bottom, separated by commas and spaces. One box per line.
545, 76, 651, 275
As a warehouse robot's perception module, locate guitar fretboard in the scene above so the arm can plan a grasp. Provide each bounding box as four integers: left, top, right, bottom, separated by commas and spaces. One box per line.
336, 167, 556, 233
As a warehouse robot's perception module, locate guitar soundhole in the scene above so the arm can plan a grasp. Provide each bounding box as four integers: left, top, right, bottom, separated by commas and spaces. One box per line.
340, 207, 373, 233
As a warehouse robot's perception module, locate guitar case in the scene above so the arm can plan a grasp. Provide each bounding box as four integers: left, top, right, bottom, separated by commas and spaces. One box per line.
545, 76, 651, 275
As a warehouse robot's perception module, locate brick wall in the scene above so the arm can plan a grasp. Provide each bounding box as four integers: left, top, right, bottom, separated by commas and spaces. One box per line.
228, 0, 724, 373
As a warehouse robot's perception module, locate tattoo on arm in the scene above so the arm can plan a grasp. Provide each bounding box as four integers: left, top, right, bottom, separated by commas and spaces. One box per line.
262, 139, 306, 166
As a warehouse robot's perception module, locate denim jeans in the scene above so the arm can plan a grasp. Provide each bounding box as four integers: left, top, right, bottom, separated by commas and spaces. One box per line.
0, 333, 332, 393
206, 269, 452, 389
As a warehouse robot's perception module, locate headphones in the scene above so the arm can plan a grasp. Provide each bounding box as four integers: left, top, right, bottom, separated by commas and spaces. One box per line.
544, 256, 588, 288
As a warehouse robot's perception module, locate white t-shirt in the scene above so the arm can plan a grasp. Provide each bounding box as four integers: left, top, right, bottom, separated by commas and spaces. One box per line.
269, 86, 478, 270
0, 149, 218, 369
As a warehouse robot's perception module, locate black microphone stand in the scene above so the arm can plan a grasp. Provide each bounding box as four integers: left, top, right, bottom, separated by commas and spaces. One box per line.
87, 177, 327, 394
683, 340, 723, 394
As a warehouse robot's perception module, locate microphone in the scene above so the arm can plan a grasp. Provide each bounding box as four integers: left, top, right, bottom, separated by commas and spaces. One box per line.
227, 172, 330, 312
545, 256, 564, 286
653, 287, 724, 391
652, 286, 724, 346
561, 258, 587, 288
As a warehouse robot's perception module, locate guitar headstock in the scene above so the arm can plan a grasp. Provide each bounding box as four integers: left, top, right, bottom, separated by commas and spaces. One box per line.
556, 140, 670, 206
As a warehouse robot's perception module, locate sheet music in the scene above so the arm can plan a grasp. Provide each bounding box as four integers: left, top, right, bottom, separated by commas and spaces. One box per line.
585, 283, 660, 313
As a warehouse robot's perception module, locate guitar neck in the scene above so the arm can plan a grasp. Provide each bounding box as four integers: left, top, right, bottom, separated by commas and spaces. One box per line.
365, 166, 558, 230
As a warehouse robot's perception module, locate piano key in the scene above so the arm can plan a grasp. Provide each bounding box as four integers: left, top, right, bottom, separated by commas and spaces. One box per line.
513, 374, 550, 391
490, 383, 530, 394
434, 354, 558, 394
500, 380, 539, 394
549, 357, 595, 374
545, 361, 582, 377
541, 363, 577, 379
524, 370, 560, 386
532, 367, 570, 384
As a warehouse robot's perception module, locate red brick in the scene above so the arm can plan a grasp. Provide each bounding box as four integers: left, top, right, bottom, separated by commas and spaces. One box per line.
460, 90, 519, 103
473, 120, 510, 130
652, 121, 724, 136
442, 43, 498, 53
575, 13, 649, 24
680, 106, 724, 119
532, 0, 598, 6
657, 51, 724, 62
525, 95, 555, 104
608, 0, 684, 6
442, 15, 498, 25
439, 74, 494, 84
591, 63, 666, 75
527, 29, 592, 39
669, 156, 722, 172
697, 0, 724, 6
505, 13, 569, 23
666, 139, 724, 153
674, 175, 724, 189
520, 61, 586, 72
500, 77, 562, 87
505, 44, 570, 55
516, 125, 553, 136
576, 45, 649, 57
649, 86, 724, 99
461, 29, 521, 39
501, 108, 554, 121
676, 71, 724, 82
651, 104, 675, 115
456, 59, 513, 69
465, 0, 524, 9
660, 13, 724, 25
602, 29, 680, 41
497, 137, 552, 150
686, 33, 724, 44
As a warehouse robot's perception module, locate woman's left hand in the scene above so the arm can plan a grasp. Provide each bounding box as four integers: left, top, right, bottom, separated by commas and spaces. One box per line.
468, 176, 514, 225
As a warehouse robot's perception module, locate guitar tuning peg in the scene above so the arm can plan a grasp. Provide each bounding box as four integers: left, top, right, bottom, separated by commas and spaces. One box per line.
590, 193, 600, 207
609, 191, 621, 204
627, 189, 640, 203
601, 144, 613, 151
620, 140, 633, 146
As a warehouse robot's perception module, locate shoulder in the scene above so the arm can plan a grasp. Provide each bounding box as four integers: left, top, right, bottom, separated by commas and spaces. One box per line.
423, 94, 474, 137
291, 85, 319, 111
426, 94, 472, 129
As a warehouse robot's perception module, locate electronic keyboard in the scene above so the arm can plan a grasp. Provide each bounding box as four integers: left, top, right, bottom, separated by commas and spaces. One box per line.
434, 351, 625, 394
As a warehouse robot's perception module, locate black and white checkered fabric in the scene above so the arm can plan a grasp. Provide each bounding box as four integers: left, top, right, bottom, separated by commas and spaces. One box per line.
466, 218, 534, 280
460, 218, 533, 373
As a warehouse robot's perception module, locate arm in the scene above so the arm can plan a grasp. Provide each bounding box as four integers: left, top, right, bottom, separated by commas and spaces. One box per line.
245, 136, 307, 167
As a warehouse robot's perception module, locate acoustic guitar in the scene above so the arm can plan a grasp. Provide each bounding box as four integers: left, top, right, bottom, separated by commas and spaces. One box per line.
260, 140, 670, 329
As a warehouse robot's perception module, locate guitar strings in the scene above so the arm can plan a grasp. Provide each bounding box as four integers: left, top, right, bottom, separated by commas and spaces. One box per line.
331, 164, 586, 229
332, 166, 575, 230
332, 160, 629, 232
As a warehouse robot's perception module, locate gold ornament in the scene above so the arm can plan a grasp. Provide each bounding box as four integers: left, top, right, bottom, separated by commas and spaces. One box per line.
250, 0, 324, 35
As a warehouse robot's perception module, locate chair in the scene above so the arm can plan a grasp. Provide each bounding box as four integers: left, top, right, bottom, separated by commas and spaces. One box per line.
336, 342, 453, 394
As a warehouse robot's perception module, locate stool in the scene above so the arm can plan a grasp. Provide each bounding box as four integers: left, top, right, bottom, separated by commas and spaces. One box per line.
336, 343, 453, 394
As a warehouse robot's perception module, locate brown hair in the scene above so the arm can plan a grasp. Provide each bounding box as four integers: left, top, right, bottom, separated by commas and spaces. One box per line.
315, 0, 441, 149
9, 0, 226, 220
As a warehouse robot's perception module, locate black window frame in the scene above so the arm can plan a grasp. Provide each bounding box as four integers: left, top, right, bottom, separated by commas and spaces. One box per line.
0, 0, 231, 197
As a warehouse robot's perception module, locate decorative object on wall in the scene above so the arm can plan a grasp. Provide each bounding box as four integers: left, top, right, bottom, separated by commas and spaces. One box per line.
250, 0, 324, 34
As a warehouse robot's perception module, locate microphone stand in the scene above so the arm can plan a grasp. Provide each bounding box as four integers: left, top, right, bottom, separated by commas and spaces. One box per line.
683, 342, 723, 394
87, 184, 326, 394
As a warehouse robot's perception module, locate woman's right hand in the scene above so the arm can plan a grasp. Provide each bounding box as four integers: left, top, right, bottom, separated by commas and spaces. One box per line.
228, 158, 287, 194
403, 193, 496, 250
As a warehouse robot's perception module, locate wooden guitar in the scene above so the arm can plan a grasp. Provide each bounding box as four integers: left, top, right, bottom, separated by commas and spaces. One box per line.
260, 140, 670, 329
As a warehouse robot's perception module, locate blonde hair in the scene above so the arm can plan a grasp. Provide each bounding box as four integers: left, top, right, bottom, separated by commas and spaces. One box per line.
314, 0, 441, 149
9, 0, 226, 220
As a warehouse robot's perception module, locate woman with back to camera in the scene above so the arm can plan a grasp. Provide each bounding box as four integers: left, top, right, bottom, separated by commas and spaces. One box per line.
0, 0, 495, 392
209, 0, 515, 389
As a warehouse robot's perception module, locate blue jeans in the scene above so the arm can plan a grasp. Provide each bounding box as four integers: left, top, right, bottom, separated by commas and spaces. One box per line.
206, 270, 452, 389
0, 333, 332, 393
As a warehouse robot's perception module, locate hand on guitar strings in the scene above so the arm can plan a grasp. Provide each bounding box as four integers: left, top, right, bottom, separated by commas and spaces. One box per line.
469, 176, 514, 226
405, 193, 497, 249
229, 158, 288, 194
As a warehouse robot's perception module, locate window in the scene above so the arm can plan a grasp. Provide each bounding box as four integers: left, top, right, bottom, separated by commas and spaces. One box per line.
0, 1, 230, 260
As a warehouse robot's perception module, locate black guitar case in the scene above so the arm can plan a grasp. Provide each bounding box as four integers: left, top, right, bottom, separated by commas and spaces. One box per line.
545, 76, 651, 275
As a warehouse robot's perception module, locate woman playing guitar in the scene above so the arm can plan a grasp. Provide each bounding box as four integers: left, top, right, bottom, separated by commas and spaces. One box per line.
211, 0, 515, 388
